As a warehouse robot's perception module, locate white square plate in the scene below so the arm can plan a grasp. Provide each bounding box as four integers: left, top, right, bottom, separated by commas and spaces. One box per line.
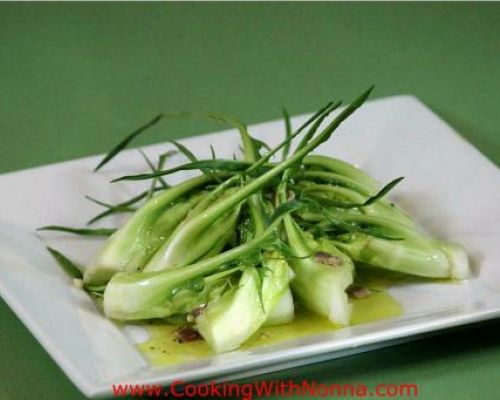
1, 95, 499, 398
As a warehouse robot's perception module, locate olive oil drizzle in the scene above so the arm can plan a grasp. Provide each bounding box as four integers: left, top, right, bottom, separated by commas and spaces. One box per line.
137, 269, 404, 367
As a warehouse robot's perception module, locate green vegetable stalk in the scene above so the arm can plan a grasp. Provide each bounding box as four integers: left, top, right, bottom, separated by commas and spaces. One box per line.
103, 217, 283, 320
143, 187, 242, 271
303, 155, 380, 193
282, 214, 354, 326
84, 175, 210, 286
195, 267, 265, 352
332, 232, 469, 279
304, 207, 469, 279
195, 252, 290, 352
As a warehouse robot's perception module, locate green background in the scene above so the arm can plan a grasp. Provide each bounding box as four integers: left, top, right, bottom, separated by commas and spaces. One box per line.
0, 2, 499, 399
